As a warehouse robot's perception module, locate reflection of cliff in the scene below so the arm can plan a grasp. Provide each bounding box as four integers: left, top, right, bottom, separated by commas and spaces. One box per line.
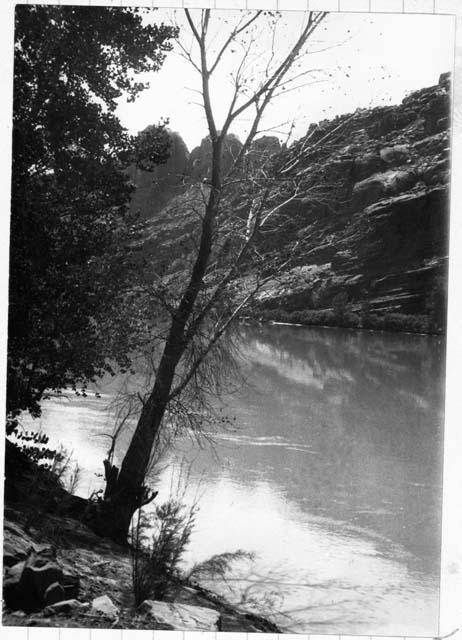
239, 324, 444, 458
244, 323, 443, 398
209, 324, 445, 574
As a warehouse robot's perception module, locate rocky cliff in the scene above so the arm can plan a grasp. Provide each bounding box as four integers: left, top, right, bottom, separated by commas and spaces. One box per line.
250, 72, 450, 331
129, 73, 451, 333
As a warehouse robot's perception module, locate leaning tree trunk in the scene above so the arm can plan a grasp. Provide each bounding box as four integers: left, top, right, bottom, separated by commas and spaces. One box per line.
93, 403, 165, 542
92, 139, 224, 543
95, 352, 178, 542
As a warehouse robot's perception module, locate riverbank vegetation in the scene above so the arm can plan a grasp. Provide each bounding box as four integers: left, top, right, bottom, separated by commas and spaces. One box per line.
256, 308, 445, 335
8, 5, 177, 422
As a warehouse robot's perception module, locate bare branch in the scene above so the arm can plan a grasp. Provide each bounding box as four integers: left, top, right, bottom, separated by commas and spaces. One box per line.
208, 11, 263, 76
225, 12, 327, 127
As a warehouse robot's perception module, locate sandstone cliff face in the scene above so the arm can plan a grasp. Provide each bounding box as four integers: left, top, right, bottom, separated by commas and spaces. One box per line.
188, 133, 243, 181
130, 74, 450, 331
252, 72, 450, 322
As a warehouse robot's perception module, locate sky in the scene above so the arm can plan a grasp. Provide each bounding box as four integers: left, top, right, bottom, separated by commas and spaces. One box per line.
116, 9, 456, 152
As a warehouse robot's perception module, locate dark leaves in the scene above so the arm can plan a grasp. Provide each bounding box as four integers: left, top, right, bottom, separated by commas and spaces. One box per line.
8, 6, 178, 417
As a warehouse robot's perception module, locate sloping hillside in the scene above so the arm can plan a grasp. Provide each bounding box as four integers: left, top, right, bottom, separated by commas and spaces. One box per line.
129, 73, 450, 333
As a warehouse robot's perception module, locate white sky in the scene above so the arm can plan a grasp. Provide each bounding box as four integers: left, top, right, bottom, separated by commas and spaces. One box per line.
116, 10, 455, 151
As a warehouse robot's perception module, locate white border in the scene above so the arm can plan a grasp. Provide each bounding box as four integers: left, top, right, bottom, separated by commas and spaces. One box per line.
0, 1, 461, 639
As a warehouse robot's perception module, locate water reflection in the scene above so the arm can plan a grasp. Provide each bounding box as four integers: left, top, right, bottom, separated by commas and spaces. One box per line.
157, 325, 445, 634
214, 325, 445, 576
24, 324, 445, 634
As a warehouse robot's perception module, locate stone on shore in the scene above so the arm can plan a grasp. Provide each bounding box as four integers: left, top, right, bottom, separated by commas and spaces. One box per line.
139, 600, 221, 631
91, 594, 119, 618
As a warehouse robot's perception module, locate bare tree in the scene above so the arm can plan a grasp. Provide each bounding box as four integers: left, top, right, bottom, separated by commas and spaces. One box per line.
94, 8, 328, 542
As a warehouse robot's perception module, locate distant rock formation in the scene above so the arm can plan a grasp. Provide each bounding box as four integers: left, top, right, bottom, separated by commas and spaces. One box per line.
188, 133, 242, 181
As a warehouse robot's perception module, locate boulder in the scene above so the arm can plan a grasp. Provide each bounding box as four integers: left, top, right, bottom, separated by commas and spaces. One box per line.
4, 560, 41, 611
379, 145, 410, 165
91, 594, 119, 618
352, 169, 418, 208
2, 547, 75, 612
19, 560, 63, 608
138, 600, 221, 631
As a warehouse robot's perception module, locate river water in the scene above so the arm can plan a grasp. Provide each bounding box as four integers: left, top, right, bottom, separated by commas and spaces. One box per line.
23, 324, 446, 635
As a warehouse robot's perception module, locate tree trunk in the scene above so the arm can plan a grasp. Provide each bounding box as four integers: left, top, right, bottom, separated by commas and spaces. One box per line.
93, 138, 224, 543
94, 369, 173, 542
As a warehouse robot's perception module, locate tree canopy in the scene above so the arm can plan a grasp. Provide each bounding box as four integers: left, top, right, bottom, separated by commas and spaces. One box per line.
8, 5, 177, 419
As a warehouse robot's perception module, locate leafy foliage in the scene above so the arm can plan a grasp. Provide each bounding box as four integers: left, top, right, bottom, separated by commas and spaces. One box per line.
8, 6, 177, 417
133, 124, 172, 171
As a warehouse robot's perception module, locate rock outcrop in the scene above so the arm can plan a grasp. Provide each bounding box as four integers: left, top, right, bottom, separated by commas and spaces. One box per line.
3, 538, 79, 612
139, 600, 220, 630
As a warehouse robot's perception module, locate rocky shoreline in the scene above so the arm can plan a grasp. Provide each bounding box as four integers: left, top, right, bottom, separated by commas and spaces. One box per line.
3, 506, 280, 632
3, 440, 280, 632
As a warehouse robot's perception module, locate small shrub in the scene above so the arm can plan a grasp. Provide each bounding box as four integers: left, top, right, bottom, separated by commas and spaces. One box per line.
131, 499, 197, 605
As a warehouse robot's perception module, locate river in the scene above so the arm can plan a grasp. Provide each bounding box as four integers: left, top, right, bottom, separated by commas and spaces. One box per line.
21, 324, 446, 635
